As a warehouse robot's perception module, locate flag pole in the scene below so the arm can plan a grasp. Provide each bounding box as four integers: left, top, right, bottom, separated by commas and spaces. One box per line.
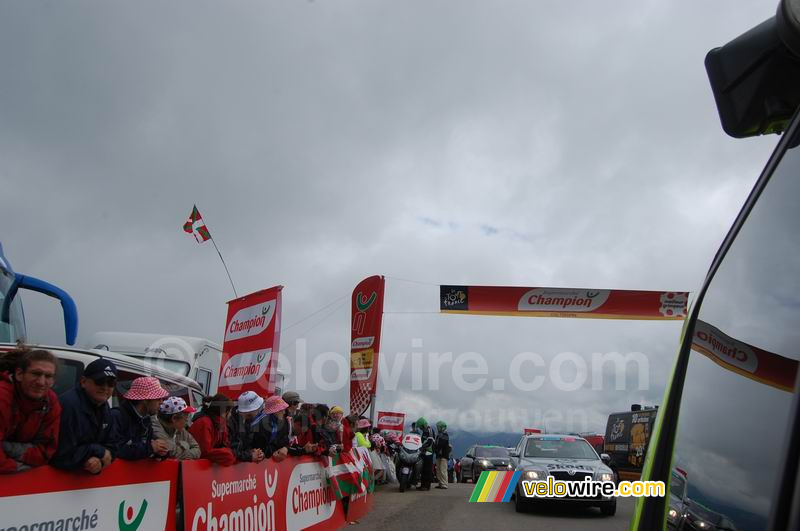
210, 237, 238, 298
194, 204, 238, 299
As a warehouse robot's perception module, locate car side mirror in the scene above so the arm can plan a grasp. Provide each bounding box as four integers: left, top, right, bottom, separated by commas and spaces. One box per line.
601, 453, 611, 464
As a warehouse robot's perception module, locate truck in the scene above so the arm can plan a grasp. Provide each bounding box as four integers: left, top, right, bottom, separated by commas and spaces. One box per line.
603, 405, 657, 481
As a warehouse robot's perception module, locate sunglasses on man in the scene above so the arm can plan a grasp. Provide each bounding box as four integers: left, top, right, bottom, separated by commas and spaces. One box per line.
92, 377, 117, 388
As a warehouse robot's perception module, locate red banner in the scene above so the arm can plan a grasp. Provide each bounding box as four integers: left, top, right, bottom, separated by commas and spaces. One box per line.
349, 276, 386, 416
691, 319, 798, 392
0, 460, 178, 530
376, 411, 405, 436
440, 285, 688, 320
182, 456, 347, 531
219, 286, 283, 397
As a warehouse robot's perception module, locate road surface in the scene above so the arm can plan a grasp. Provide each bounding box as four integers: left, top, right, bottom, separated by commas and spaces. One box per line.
352, 482, 635, 531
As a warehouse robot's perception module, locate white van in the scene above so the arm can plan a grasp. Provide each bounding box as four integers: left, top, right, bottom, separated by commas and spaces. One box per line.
86, 331, 222, 396
0, 343, 205, 408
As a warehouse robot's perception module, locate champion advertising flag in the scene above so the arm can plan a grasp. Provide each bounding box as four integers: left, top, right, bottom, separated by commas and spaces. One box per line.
376, 411, 405, 437
440, 285, 688, 320
691, 319, 798, 392
183, 205, 211, 243
349, 276, 386, 416
218, 286, 283, 396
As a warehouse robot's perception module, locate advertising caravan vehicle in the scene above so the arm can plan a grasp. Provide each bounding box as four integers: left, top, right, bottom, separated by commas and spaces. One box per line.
633, 1, 800, 529
603, 405, 657, 481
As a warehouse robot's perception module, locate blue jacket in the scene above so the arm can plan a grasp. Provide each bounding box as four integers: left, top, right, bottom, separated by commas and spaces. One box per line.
111, 401, 155, 460
51, 387, 116, 470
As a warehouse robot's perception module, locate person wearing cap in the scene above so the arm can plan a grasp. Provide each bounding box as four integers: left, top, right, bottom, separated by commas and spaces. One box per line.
252, 394, 291, 461
111, 376, 170, 460
355, 418, 372, 449
0, 345, 62, 473
282, 391, 301, 418
152, 396, 200, 460
52, 358, 118, 473
228, 391, 266, 463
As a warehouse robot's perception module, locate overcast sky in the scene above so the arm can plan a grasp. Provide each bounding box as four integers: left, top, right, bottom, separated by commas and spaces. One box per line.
0, 0, 782, 433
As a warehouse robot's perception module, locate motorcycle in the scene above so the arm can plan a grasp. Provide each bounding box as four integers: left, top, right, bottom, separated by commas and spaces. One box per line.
397, 433, 422, 492
397, 433, 436, 491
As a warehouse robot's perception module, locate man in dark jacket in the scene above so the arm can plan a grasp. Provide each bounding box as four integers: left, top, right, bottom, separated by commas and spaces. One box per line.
228, 391, 265, 463
111, 376, 170, 460
434, 421, 451, 489
52, 359, 118, 474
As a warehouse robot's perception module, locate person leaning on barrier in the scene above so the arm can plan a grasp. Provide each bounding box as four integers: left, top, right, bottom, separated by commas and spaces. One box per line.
188, 393, 236, 466
228, 391, 266, 463
287, 410, 318, 456
51, 359, 118, 474
252, 394, 290, 461
111, 376, 170, 460
355, 418, 372, 449
152, 396, 200, 460
281, 390, 301, 441
315, 405, 353, 457
0, 345, 62, 473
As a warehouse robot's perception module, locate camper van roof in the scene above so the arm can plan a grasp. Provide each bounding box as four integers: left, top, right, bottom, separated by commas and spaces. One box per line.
87, 331, 221, 355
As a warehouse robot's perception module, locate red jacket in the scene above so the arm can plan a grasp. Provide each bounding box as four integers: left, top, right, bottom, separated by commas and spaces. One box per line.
0, 376, 62, 473
188, 415, 236, 466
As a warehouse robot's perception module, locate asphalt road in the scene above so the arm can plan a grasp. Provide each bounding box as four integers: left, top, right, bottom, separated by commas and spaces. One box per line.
352, 482, 635, 531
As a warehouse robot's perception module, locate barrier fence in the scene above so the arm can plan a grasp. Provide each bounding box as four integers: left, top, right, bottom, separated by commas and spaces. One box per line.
0, 455, 374, 531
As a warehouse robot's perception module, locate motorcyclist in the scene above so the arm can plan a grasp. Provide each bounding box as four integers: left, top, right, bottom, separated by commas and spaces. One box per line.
413, 417, 435, 490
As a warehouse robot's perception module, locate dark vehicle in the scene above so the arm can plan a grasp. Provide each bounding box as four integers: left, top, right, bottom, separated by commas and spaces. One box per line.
458, 445, 511, 483
509, 434, 616, 516
603, 406, 657, 481
667, 468, 689, 529
633, 1, 800, 529
682, 499, 737, 531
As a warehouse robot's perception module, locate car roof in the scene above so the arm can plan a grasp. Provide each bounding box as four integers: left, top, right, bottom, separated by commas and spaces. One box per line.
523, 433, 589, 441
13, 343, 203, 392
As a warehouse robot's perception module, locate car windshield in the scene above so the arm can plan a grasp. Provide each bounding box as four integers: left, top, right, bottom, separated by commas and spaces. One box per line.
125, 354, 191, 376
525, 438, 597, 459
670, 472, 687, 499
475, 447, 509, 458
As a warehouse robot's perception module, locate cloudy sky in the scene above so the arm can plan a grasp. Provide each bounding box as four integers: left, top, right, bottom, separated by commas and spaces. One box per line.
0, 0, 782, 433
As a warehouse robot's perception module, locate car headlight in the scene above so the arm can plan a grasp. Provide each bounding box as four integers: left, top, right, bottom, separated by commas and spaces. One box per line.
695, 521, 710, 529
479, 460, 491, 467
668, 508, 678, 521
598, 472, 613, 482
524, 470, 544, 480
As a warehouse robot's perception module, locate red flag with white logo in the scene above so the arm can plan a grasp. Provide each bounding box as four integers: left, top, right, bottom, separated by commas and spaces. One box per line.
349, 276, 385, 416
218, 286, 283, 397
